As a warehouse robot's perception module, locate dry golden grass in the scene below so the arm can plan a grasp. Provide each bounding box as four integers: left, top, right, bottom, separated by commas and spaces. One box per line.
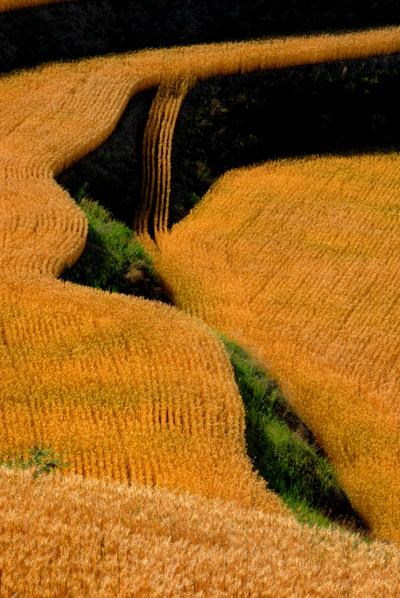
150, 152, 400, 542
0, 0, 72, 11
1, 468, 400, 597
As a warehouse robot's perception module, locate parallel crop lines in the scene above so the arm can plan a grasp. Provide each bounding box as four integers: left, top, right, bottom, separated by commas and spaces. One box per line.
0, 277, 275, 510
137, 78, 193, 239
1, 27, 399, 278
1, 27, 400, 538
151, 152, 400, 542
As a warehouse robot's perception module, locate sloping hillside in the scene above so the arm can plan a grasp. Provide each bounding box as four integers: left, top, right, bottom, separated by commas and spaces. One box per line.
1, 469, 400, 597
150, 152, 400, 541
2, 11, 400, 595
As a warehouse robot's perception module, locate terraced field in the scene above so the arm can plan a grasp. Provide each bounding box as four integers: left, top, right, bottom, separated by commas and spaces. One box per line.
2, 13, 400, 595
1, 274, 279, 509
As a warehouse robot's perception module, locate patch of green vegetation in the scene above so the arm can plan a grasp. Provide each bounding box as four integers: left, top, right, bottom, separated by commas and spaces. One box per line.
62, 193, 168, 302
1, 442, 69, 479
221, 335, 369, 537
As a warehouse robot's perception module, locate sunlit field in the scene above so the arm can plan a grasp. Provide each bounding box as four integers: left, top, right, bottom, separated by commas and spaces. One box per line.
2, 19, 400, 594
150, 153, 400, 541
2, 469, 400, 597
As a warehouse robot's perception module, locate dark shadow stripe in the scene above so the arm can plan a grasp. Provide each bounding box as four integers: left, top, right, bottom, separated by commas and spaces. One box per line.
58, 53, 400, 231
171, 52, 400, 225
1, 0, 400, 74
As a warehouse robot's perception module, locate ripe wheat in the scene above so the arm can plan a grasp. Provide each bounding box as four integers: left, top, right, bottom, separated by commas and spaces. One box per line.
0, 26, 399, 275
150, 152, 400, 542
1, 27, 400, 277
135, 27, 400, 240
0, 274, 278, 510
1, 469, 400, 597
2, 27, 400, 534
137, 78, 194, 239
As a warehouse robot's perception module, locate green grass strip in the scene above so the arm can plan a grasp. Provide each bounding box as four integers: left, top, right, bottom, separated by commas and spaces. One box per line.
62, 193, 167, 301
221, 335, 370, 538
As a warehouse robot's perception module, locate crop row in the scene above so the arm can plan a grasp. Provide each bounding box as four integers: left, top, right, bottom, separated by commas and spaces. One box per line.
1, 27, 399, 277
137, 78, 193, 239
0, 276, 275, 510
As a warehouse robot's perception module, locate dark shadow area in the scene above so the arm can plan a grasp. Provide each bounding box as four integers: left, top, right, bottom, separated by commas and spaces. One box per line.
61, 197, 170, 303
1, 0, 400, 75
59, 52, 400, 230
58, 89, 155, 226
171, 52, 400, 225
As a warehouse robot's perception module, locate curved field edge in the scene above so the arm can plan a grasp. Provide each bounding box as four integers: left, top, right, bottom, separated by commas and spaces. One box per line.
171, 55, 400, 225
2, 1, 400, 78
222, 336, 368, 535
2, 26, 400, 279
2, 29, 400, 533
61, 196, 169, 302
148, 151, 400, 542
60, 196, 366, 534
57, 53, 400, 232
0, 274, 281, 511
2, 470, 399, 597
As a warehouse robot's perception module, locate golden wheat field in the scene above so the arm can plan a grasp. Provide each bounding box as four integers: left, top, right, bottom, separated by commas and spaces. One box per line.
0, 272, 279, 510
1, 26, 399, 273
149, 152, 400, 542
2, 469, 400, 598
2, 23, 400, 594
